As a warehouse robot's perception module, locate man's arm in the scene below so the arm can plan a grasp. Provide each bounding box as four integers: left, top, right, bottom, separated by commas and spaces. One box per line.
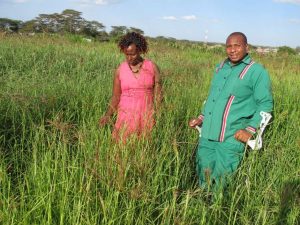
246, 68, 273, 132
235, 68, 273, 143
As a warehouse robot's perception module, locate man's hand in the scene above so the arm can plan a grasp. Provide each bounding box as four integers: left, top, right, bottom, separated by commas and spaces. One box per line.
234, 129, 253, 143
189, 118, 203, 128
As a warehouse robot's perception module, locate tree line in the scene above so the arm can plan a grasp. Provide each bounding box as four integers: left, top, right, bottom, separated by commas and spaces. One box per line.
0, 9, 145, 41
1, 9, 299, 53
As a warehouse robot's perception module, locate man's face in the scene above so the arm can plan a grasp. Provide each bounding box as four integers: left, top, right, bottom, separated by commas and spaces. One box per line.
226, 35, 248, 64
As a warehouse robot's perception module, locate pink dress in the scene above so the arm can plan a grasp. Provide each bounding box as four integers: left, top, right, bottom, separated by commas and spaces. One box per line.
113, 59, 155, 141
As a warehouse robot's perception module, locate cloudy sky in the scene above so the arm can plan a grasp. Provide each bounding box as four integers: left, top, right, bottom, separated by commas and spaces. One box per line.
1, 0, 300, 47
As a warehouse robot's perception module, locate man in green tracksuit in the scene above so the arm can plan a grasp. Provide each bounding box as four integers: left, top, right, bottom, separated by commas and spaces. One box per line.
189, 32, 273, 190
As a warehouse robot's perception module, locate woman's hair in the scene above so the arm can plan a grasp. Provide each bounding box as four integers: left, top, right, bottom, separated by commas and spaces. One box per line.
118, 32, 148, 53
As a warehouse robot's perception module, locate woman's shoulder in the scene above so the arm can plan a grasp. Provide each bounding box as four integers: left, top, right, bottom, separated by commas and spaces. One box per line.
144, 59, 158, 70
118, 61, 128, 67
144, 59, 154, 65
117, 61, 129, 72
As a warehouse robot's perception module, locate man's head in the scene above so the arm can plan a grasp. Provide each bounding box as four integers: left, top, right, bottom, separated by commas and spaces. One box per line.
226, 32, 248, 64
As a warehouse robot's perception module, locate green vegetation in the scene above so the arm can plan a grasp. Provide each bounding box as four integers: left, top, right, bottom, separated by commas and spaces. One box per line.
0, 35, 299, 225
0, 9, 148, 42
278, 46, 297, 55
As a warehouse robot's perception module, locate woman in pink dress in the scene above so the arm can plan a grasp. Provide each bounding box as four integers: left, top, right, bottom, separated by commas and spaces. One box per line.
99, 32, 162, 142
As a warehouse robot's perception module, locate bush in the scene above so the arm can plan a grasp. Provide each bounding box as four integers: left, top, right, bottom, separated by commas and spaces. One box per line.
278, 46, 297, 55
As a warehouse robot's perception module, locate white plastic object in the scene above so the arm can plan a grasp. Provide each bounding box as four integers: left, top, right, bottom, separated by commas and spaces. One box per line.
247, 111, 272, 150
195, 125, 202, 137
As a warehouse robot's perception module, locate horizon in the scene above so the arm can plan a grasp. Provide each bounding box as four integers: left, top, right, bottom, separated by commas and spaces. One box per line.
1, 0, 300, 48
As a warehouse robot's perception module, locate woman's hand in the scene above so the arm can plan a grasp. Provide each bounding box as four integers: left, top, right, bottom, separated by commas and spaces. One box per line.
98, 115, 111, 127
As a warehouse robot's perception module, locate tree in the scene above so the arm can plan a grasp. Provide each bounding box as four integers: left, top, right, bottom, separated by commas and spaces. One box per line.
47, 13, 64, 33
109, 26, 128, 40
34, 13, 65, 33
82, 20, 105, 37
19, 19, 40, 33
0, 18, 22, 33
96, 31, 110, 42
128, 27, 144, 35
61, 9, 84, 34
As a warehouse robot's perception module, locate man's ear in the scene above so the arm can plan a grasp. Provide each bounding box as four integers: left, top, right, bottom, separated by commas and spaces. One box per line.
246, 44, 249, 53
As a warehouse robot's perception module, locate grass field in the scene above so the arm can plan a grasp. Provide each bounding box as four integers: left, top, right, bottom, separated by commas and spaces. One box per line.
0, 35, 299, 225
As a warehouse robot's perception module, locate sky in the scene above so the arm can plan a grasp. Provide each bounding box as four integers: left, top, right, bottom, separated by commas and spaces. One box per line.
1, 0, 300, 48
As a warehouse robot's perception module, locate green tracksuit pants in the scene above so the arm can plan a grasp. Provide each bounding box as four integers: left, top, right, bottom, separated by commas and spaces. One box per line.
196, 137, 245, 190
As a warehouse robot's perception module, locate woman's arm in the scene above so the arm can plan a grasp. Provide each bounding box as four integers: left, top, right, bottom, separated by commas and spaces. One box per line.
98, 68, 121, 127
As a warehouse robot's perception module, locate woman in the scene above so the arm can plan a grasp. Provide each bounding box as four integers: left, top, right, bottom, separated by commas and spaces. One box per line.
99, 32, 162, 142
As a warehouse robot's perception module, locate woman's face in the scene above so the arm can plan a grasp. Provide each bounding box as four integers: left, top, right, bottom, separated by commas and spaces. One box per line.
123, 44, 141, 65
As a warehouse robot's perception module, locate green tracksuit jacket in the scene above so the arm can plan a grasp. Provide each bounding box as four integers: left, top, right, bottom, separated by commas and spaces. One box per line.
199, 54, 273, 144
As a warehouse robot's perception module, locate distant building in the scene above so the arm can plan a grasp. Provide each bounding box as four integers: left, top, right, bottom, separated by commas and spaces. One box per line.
256, 47, 278, 54
208, 44, 223, 49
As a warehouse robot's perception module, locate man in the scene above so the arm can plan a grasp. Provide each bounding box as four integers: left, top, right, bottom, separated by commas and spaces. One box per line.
189, 32, 273, 190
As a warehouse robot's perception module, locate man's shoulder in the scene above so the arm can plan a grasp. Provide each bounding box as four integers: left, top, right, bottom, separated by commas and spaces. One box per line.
250, 61, 269, 76
247, 60, 271, 82
214, 59, 227, 73
251, 61, 266, 69
216, 59, 227, 67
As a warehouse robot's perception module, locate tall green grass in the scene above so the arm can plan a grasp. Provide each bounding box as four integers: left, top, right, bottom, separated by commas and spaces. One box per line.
0, 35, 299, 225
